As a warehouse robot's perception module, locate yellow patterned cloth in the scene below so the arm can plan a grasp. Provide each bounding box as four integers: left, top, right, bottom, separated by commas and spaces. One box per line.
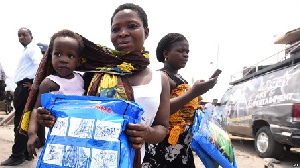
168, 84, 199, 146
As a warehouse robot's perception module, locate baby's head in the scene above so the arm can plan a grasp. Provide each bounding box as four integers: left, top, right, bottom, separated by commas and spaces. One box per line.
49, 29, 84, 77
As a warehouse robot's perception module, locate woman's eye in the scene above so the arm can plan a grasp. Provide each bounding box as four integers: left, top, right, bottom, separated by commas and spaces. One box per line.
128, 24, 138, 29
178, 49, 184, 53
111, 27, 120, 33
178, 49, 189, 54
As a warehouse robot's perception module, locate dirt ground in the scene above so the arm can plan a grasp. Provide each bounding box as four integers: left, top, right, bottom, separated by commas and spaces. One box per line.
0, 125, 299, 168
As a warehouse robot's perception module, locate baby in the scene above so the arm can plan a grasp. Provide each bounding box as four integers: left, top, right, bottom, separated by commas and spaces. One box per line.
27, 29, 85, 159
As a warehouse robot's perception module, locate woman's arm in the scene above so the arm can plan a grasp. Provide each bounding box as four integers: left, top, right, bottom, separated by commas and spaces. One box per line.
170, 77, 217, 115
126, 72, 170, 149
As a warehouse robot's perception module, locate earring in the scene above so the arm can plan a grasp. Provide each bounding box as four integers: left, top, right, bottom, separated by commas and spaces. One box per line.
164, 57, 167, 62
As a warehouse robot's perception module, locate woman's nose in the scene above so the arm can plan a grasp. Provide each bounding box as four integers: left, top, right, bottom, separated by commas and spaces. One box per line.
118, 28, 129, 37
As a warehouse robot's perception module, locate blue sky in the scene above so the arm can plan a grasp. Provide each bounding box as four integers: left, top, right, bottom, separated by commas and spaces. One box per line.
1, 0, 299, 101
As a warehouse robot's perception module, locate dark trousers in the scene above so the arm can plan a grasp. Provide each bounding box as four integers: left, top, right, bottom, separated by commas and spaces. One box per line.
12, 78, 45, 158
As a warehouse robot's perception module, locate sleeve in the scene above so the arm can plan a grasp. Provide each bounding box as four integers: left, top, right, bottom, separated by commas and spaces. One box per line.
0, 63, 5, 81
28, 45, 43, 66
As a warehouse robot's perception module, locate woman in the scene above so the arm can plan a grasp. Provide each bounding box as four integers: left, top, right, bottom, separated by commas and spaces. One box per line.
142, 33, 217, 168
31, 3, 170, 167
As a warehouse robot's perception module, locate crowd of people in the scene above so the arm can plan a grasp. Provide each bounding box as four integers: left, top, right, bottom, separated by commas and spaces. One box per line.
0, 3, 219, 167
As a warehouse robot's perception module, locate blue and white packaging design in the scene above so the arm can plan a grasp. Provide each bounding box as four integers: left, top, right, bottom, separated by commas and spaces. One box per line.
36, 93, 144, 168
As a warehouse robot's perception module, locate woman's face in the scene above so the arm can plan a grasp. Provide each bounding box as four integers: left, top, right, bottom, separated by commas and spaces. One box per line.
165, 40, 189, 70
111, 9, 149, 52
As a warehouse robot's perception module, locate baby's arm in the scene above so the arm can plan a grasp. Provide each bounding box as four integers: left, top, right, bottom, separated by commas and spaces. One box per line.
27, 78, 59, 159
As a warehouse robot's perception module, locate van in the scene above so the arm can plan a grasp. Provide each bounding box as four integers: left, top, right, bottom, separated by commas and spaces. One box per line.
218, 28, 300, 158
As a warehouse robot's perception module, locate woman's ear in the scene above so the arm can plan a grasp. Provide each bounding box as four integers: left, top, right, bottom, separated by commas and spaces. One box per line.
144, 28, 149, 39
163, 50, 168, 62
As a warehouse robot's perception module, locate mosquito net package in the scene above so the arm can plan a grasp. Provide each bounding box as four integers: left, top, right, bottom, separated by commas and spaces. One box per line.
191, 109, 237, 168
36, 93, 144, 168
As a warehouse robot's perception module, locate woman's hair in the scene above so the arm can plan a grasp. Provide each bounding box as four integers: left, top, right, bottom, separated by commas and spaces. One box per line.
48, 29, 84, 56
156, 33, 188, 63
111, 3, 148, 28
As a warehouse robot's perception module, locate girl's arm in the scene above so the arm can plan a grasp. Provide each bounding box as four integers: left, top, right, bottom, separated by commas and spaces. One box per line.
28, 78, 58, 135
27, 79, 58, 158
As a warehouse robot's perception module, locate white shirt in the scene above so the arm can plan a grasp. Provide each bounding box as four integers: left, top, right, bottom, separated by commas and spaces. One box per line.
0, 63, 6, 81
14, 42, 42, 83
132, 70, 162, 162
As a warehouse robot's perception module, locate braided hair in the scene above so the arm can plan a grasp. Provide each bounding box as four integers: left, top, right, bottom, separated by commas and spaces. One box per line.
111, 3, 148, 28
156, 33, 187, 63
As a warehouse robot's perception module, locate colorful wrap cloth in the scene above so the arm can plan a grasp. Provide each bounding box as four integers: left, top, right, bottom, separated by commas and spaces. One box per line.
19, 33, 149, 168
168, 84, 198, 146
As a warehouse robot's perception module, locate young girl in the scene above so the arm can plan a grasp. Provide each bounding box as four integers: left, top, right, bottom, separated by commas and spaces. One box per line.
142, 33, 217, 167
27, 29, 85, 159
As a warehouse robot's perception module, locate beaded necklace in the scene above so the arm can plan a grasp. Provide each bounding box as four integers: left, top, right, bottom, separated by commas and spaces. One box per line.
162, 69, 188, 86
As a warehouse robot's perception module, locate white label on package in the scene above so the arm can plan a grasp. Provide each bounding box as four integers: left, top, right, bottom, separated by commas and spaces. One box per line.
68, 117, 95, 139
94, 120, 122, 141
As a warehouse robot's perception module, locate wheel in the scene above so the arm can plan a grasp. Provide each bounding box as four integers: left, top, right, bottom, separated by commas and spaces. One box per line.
254, 126, 283, 158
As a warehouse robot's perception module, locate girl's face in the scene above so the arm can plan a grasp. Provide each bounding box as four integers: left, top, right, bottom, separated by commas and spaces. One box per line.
165, 40, 189, 70
111, 9, 149, 52
51, 37, 80, 78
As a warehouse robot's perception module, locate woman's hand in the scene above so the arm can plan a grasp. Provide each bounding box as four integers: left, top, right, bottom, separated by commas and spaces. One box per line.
27, 134, 40, 159
36, 107, 56, 128
191, 77, 218, 96
125, 123, 150, 149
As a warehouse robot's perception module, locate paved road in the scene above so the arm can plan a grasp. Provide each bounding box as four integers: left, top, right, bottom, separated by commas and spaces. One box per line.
0, 118, 299, 167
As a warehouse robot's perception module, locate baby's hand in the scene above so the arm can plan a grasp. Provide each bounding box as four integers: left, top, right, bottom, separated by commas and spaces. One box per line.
27, 134, 40, 159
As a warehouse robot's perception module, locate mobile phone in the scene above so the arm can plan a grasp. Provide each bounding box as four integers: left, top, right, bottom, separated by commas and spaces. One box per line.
210, 69, 222, 78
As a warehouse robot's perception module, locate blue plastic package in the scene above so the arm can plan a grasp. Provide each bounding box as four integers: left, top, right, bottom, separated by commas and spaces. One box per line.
36, 93, 144, 168
191, 109, 237, 168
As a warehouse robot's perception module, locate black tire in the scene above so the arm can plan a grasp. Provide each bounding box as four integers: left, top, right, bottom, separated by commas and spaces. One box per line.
254, 126, 283, 158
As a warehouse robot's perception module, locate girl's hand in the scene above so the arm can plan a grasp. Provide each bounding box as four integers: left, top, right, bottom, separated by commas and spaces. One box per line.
125, 123, 150, 149
36, 107, 56, 128
27, 134, 40, 159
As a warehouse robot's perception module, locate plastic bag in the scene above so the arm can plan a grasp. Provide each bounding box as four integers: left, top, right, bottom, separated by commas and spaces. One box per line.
191, 109, 237, 168
36, 93, 144, 168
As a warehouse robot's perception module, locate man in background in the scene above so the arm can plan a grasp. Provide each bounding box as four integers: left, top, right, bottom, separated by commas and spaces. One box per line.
0, 62, 6, 101
1, 27, 43, 166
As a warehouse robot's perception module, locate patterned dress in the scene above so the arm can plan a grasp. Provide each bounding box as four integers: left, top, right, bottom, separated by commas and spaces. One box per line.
142, 71, 198, 168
